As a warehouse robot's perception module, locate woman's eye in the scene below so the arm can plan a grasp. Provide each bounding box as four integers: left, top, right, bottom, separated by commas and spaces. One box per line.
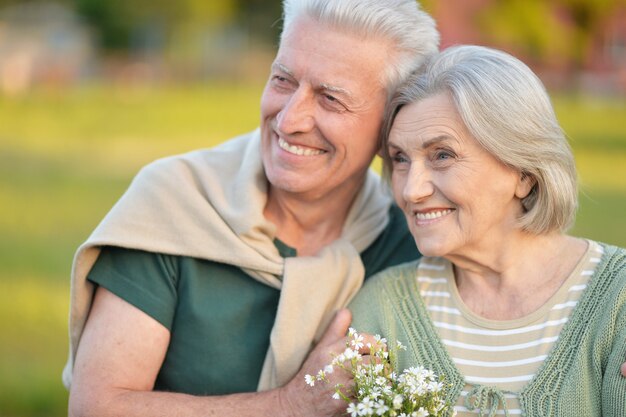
391, 152, 409, 164
434, 150, 455, 161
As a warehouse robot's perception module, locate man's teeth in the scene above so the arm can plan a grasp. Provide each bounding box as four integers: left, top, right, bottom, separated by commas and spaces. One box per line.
416, 209, 453, 220
278, 138, 324, 156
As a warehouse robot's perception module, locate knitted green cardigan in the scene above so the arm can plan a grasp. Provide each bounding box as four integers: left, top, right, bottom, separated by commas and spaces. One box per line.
349, 243, 626, 417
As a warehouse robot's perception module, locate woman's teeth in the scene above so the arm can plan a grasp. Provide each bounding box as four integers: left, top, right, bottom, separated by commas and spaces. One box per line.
415, 209, 453, 220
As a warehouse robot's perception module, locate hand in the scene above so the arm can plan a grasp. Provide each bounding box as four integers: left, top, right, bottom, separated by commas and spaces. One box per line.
277, 309, 379, 417
621, 361, 626, 378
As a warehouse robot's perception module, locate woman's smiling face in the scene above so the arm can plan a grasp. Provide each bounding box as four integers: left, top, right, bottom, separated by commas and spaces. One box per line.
388, 92, 529, 259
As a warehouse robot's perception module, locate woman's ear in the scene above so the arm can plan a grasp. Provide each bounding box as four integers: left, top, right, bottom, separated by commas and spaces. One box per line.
515, 172, 536, 199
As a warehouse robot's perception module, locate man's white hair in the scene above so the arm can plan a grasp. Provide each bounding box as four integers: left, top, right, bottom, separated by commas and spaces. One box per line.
280, 0, 440, 94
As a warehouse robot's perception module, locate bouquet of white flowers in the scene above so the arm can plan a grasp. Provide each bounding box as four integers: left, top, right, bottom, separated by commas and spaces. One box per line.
305, 328, 454, 417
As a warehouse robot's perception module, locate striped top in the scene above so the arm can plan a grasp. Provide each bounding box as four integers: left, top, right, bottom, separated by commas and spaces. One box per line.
417, 240, 603, 416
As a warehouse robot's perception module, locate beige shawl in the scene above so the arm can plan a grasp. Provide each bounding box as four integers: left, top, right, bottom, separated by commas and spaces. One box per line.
63, 130, 392, 391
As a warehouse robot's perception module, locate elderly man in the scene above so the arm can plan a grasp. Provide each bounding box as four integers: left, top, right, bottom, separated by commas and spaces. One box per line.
66, 1, 439, 416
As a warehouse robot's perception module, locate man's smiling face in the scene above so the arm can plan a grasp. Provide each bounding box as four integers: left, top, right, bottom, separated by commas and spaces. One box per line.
260, 16, 391, 200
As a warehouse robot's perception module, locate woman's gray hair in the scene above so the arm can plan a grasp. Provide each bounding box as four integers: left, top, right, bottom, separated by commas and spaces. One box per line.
383, 45, 578, 234
281, 0, 440, 94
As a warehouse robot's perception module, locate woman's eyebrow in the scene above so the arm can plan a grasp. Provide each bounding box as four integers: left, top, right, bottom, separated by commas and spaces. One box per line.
388, 135, 452, 151
421, 135, 453, 148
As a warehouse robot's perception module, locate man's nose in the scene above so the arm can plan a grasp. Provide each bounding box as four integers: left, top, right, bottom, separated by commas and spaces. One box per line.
276, 88, 315, 134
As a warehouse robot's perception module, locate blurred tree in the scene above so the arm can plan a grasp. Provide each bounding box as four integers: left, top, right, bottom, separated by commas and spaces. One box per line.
477, 0, 571, 64
0, 0, 65, 6
476, 0, 622, 68
234, 0, 283, 46
418, 0, 436, 14
164, 1, 238, 64
558, 0, 621, 66
73, 0, 135, 50
72, 0, 238, 51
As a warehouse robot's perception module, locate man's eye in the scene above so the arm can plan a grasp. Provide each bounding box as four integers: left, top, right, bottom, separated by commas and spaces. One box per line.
321, 94, 347, 112
273, 75, 288, 83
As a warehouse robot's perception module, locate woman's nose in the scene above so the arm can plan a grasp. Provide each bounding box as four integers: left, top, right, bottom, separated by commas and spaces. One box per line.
402, 165, 434, 203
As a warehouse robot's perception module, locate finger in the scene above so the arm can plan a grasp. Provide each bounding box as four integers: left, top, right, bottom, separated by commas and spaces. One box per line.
355, 333, 388, 355
621, 361, 626, 378
318, 308, 352, 347
359, 354, 383, 367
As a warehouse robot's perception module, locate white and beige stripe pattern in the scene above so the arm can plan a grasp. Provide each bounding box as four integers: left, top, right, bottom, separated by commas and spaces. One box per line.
416, 241, 603, 416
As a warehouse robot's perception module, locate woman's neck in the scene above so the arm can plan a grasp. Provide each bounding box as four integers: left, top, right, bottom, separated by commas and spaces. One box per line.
448, 233, 588, 320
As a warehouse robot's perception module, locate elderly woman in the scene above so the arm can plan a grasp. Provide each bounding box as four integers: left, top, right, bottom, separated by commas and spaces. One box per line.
349, 45, 626, 417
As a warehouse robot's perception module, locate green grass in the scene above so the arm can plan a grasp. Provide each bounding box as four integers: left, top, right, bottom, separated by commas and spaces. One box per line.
555, 95, 626, 246
0, 83, 263, 417
0, 84, 624, 416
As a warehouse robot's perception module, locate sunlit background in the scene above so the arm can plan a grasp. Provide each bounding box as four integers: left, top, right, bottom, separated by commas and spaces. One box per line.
0, 1, 625, 415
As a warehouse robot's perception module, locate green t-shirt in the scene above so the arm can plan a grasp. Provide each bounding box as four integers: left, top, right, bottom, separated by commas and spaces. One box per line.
87, 204, 419, 395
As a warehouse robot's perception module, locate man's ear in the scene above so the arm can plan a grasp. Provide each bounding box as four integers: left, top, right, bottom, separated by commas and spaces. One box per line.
515, 171, 536, 199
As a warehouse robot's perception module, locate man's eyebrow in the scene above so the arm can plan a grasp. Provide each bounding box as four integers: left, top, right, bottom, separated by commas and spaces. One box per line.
320, 83, 353, 100
273, 63, 355, 102
273, 63, 294, 77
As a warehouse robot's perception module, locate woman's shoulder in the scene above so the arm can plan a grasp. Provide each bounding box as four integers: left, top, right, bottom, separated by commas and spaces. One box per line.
350, 259, 424, 336
594, 241, 626, 280
583, 241, 626, 318
362, 259, 421, 290
358, 257, 449, 300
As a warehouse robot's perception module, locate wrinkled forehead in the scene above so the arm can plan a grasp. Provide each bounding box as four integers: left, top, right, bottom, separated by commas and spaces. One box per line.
278, 15, 394, 87
389, 94, 471, 146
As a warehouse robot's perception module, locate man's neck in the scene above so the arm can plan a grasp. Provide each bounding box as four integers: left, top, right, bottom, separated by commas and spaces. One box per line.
263, 184, 363, 256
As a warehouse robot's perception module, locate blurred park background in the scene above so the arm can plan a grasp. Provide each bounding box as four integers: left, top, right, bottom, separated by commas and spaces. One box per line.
0, 0, 625, 415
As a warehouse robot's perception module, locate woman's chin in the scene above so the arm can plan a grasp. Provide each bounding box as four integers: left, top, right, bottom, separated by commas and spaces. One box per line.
415, 240, 449, 258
